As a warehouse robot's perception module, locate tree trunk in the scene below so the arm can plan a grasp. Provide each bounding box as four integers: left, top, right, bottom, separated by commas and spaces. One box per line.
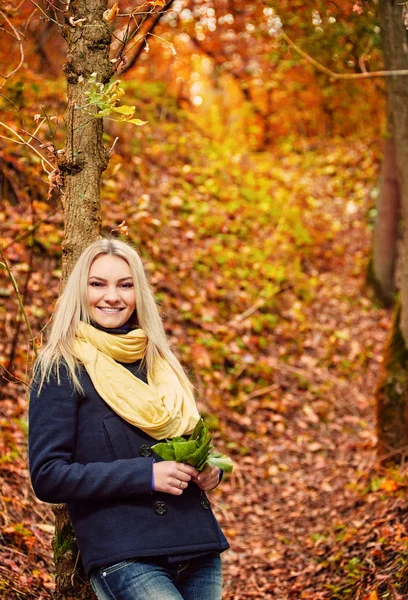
58, 0, 113, 281
376, 304, 408, 460
53, 1, 112, 598
370, 133, 400, 306
377, 0, 408, 460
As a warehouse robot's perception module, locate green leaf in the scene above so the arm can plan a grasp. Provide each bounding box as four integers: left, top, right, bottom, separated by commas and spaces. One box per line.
190, 418, 204, 440
151, 442, 176, 461
187, 436, 213, 470
173, 439, 199, 461
207, 452, 234, 473
172, 436, 187, 444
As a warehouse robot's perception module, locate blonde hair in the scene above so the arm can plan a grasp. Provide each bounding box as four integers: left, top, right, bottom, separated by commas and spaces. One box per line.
34, 237, 193, 395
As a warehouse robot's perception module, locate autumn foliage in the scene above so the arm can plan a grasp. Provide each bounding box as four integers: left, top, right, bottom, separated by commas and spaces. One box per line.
2, 1, 408, 598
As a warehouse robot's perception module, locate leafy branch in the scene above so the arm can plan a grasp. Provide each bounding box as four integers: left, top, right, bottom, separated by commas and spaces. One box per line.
78, 73, 147, 126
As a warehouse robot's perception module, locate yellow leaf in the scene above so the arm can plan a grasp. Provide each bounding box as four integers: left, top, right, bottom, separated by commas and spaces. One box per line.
113, 105, 135, 116
147, 0, 166, 6
126, 118, 147, 126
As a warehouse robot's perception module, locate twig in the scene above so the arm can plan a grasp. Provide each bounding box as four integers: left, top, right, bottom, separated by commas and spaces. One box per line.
244, 384, 278, 401
280, 29, 408, 80
70, 551, 81, 587
0, 248, 38, 359
0, 133, 24, 144
0, 121, 55, 170
20, 119, 47, 146
0, 11, 25, 89
2, 207, 60, 250
28, 0, 61, 26
108, 136, 119, 155
229, 298, 265, 324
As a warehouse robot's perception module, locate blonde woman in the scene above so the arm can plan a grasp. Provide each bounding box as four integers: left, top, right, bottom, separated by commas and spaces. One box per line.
29, 238, 229, 600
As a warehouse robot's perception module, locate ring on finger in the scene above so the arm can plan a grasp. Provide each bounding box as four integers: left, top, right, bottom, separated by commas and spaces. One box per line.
179, 480, 184, 489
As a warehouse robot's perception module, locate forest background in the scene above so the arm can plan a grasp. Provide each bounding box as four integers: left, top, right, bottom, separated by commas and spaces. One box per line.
1, 0, 407, 598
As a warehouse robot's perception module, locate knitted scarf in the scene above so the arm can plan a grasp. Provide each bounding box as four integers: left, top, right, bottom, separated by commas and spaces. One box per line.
73, 322, 200, 440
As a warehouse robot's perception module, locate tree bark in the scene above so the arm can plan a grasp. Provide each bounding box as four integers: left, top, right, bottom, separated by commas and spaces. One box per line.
371, 133, 400, 306
58, 0, 113, 281
53, 1, 112, 598
377, 0, 408, 460
376, 304, 408, 460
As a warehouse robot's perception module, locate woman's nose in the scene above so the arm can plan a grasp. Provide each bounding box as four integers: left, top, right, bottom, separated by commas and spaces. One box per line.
104, 286, 121, 302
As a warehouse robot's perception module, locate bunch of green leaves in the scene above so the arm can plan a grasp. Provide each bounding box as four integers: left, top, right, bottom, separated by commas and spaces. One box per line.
152, 418, 233, 473
81, 73, 146, 125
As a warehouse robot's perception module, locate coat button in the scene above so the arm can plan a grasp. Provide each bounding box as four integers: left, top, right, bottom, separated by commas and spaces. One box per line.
140, 444, 153, 457
154, 501, 168, 516
200, 494, 210, 510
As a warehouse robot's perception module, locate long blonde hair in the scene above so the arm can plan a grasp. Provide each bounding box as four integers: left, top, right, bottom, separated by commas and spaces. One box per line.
34, 237, 193, 395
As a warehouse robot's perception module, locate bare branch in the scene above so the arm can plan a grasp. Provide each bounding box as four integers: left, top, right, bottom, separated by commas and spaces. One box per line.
28, 0, 61, 26
0, 121, 56, 170
281, 29, 408, 80
0, 10, 24, 88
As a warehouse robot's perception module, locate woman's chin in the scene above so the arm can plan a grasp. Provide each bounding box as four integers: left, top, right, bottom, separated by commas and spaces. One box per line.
91, 310, 129, 328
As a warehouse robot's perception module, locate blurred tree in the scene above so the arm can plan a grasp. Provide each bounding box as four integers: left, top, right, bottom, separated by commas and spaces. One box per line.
376, 0, 408, 461
371, 126, 399, 306
161, 0, 384, 145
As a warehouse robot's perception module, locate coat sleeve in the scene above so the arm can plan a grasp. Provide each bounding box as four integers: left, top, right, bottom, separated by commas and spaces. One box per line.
28, 367, 153, 504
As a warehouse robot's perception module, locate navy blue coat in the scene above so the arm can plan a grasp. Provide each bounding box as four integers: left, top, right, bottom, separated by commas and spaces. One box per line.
28, 363, 229, 576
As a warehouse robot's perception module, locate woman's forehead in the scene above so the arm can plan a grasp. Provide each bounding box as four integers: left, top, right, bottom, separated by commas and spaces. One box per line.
89, 254, 132, 277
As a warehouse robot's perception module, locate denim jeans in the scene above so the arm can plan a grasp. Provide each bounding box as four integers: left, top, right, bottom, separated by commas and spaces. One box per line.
90, 553, 222, 600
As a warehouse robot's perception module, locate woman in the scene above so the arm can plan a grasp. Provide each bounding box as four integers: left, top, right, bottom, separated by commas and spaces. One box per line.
29, 237, 229, 600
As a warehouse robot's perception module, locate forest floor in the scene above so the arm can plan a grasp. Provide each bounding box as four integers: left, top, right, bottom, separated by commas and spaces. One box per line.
1, 137, 407, 600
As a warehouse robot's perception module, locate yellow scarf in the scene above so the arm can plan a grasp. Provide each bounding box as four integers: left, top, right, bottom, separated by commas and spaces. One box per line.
73, 322, 200, 440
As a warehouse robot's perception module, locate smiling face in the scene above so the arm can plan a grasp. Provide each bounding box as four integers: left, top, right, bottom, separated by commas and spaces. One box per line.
87, 254, 136, 328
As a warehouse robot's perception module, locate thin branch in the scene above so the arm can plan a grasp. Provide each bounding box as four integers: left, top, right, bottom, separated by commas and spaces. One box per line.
2, 207, 60, 250
0, 133, 25, 144
20, 120, 47, 146
115, 1, 175, 73
0, 10, 24, 88
280, 29, 408, 80
28, 0, 61, 26
23, 7, 38, 36
0, 121, 55, 170
0, 362, 30, 388
0, 248, 38, 359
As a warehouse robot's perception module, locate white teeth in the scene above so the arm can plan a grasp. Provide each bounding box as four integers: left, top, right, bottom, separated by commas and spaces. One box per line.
98, 308, 122, 313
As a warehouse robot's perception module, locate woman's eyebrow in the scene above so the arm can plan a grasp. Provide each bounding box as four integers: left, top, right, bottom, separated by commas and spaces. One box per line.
88, 276, 133, 282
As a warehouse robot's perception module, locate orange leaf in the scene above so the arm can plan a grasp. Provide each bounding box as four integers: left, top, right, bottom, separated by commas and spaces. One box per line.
380, 479, 399, 492
111, 220, 128, 236
103, 3, 119, 23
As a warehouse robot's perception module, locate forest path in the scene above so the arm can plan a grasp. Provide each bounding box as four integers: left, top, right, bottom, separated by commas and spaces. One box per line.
218, 142, 397, 599
1, 139, 402, 600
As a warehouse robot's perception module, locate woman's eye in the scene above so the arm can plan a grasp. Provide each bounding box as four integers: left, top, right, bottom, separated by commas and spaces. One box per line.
120, 283, 133, 289
89, 281, 103, 287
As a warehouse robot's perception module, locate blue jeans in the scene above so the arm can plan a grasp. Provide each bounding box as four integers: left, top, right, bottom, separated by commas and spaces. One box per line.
90, 553, 222, 600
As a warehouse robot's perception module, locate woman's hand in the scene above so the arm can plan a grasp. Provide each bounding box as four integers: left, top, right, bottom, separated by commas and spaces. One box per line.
191, 465, 220, 491
153, 461, 199, 496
